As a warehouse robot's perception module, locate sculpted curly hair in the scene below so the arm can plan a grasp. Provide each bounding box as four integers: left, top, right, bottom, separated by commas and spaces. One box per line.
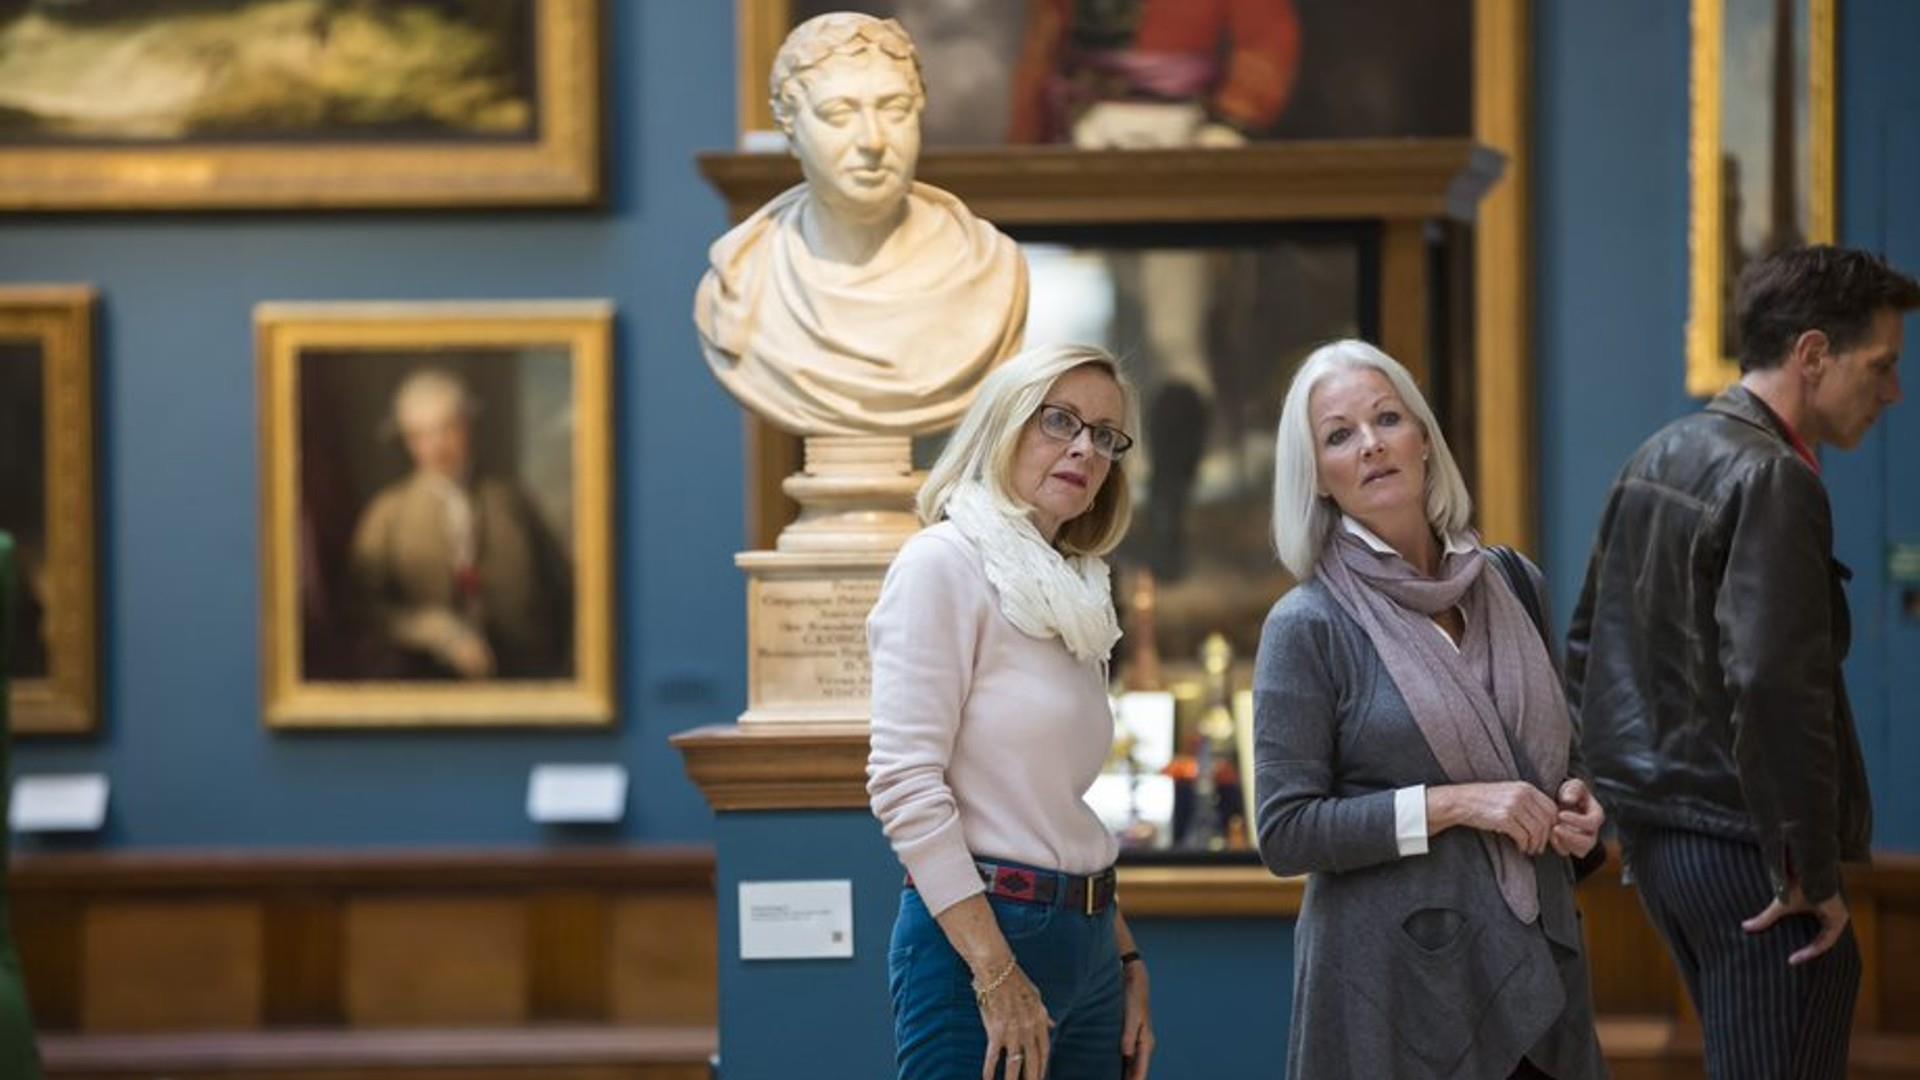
768, 13, 924, 133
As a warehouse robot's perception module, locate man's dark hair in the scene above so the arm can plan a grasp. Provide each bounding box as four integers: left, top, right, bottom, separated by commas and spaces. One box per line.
1736, 245, 1920, 372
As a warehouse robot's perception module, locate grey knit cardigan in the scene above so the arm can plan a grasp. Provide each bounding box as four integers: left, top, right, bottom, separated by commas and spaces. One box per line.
1253, 577, 1609, 1080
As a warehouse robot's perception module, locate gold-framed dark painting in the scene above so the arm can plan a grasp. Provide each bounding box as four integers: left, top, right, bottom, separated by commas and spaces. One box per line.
1687, 0, 1836, 396
0, 286, 98, 736
743, 0, 1475, 146
0, 0, 601, 211
257, 301, 613, 728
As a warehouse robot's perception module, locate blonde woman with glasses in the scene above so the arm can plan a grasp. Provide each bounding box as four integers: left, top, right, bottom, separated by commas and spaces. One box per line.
868, 344, 1155, 1079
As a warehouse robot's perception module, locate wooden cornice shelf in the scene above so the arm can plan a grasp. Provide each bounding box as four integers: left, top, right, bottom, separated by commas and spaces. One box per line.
670, 722, 872, 812
696, 139, 1505, 226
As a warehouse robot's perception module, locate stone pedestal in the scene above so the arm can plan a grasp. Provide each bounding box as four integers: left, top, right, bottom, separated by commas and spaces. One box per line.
736, 435, 919, 726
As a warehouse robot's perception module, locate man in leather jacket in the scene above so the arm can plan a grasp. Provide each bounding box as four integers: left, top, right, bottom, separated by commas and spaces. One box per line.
1567, 245, 1918, 1079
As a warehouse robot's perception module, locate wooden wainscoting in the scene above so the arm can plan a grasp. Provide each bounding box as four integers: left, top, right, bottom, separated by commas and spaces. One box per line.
1577, 852, 1920, 1078
8, 848, 717, 1080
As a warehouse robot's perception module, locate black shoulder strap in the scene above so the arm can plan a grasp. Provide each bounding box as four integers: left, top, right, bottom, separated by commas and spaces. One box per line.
1488, 544, 1550, 650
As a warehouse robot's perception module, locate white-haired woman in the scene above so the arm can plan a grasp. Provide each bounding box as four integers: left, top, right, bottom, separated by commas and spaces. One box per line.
868, 344, 1154, 1080
1253, 340, 1607, 1079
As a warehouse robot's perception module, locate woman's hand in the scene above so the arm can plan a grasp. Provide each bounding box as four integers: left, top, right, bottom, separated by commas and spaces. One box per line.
932, 895, 1051, 1078
1550, 778, 1605, 858
976, 960, 1052, 1080
1121, 957, 1154, 1079
1428, 782, 1559, 855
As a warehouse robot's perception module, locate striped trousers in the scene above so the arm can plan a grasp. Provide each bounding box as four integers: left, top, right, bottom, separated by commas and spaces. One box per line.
1623, 825, 1860, 1080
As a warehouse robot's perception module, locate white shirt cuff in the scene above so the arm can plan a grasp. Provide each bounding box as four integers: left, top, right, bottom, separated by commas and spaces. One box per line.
1394, 785, 1430, 856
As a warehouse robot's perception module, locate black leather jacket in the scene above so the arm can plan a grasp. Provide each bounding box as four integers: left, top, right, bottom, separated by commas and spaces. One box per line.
1566, 386, 1871, 903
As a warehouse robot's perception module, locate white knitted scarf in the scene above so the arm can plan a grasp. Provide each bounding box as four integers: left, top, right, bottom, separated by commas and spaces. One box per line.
943, 480, 1121, 670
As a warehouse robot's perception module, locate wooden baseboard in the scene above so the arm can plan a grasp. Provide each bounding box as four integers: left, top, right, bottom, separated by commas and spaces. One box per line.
39, 1025, 715, 1075
1597, 1016, 1920, 1077
10, 848, 718, 1037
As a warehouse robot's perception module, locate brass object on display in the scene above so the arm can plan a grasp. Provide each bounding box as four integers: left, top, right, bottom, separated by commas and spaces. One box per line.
1178, 632, 1244, 852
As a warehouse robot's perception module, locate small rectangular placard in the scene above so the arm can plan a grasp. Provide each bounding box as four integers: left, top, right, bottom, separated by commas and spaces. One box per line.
10, 773, 110, 833
739, 880, 854, 960
526, 764, 628, 824
1890, 542, 1920, 585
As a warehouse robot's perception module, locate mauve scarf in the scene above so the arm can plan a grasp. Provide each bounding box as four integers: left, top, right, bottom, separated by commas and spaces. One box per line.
1315, 530, 1571, 922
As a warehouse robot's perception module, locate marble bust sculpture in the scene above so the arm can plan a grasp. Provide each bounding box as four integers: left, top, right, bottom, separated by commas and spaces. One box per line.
693, 13, 1028, 437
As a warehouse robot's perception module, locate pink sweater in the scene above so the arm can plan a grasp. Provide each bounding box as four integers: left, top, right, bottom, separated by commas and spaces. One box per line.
865, 523, 1120, 916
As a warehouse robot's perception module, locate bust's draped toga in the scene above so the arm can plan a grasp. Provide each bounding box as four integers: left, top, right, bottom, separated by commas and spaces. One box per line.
694, 181, 1028, 436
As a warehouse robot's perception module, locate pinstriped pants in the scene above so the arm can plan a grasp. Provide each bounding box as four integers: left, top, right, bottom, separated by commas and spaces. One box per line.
1623, 826, 1861, 1080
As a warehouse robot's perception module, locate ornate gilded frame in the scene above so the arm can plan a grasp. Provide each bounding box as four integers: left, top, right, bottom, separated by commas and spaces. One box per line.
0, 0, 601, 212
1687, 0, 1837, 396
0, 287, 98, 735
731, 0, 1537, 552
257, 301, 614, 729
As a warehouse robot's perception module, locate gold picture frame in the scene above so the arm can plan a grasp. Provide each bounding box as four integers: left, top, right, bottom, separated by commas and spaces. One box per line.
0, 0, 601, 212
257, 301, 614, 728
730, 0, 1537, 553
1687, 0, 1837, 396
0, 287, 98, 735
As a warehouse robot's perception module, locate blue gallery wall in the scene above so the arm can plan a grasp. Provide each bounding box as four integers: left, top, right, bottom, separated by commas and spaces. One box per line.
1534, 0, 1694, 624
0, 2, 743, 848
1826, 0, 1920, 849
1536, 0, 1920, 850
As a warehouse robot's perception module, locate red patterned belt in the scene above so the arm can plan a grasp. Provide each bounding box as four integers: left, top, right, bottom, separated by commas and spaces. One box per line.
907, 858, 1118, 916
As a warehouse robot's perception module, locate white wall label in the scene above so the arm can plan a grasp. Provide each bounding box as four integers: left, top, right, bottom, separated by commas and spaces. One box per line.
10, 773, 109, 832
739, 880, 854, 960
526, 764, 628, 824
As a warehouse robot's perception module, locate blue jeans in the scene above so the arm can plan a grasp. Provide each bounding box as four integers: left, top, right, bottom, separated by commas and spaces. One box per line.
887, 864, 1123, 1079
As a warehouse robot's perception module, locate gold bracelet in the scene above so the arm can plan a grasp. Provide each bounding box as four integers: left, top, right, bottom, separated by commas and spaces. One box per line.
971, 956, 1019, 1006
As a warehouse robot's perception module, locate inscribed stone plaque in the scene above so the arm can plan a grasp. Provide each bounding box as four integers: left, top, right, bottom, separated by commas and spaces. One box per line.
752, 575, 883, 706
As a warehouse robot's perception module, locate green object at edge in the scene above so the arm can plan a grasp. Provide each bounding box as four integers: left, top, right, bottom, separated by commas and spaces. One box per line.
0, 534, 45, 1078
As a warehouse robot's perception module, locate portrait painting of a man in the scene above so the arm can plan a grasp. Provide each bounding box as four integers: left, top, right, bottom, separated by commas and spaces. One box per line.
301, 353, 572, 683
259, 301, 613, 728
344, 366, 571, 681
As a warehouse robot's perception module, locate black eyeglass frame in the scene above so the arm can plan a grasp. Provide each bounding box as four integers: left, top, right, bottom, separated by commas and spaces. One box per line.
1035, 403, 1135, 460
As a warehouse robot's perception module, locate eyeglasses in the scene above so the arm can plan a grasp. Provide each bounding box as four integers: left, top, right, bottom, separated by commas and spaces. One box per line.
1035, 404, 1134, 460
